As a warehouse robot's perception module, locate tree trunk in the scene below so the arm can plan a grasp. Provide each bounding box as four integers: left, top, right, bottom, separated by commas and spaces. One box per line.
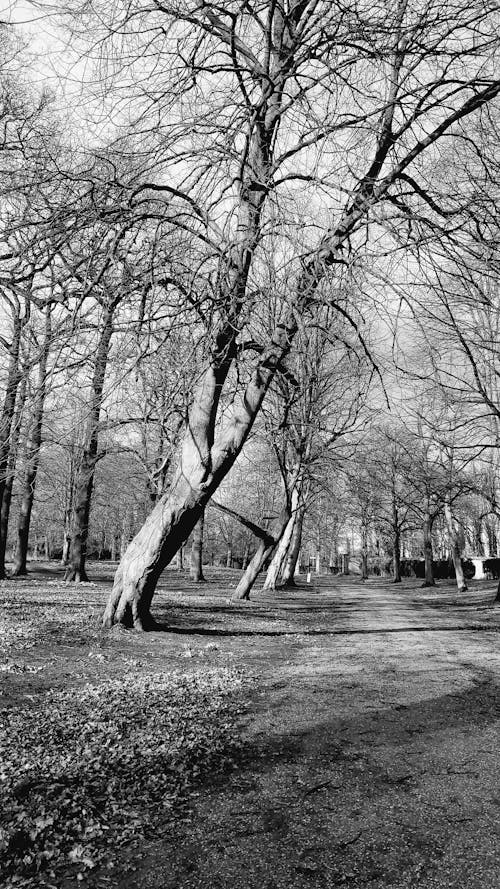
0, 315, 23, 578
392, 495, 401, 583
281, 504, 305, 586
225, 546, 232, 569
13, 307, 51, 576
263, 486, 301, 591
176, 545, 184, 571
232, 505, 290, 601
61, 533, 71, 566
101, 73, 396, 628
189, 510, 205, 582
360, 520, 368, 580
262, 512, 295, 591
422, 512, 435, 587
65, 303, 115, 582
0, 375, 27, 574
444, 501, 467, 592
120, 512, 130, 558
242, 540, 250, 570
392, 528, 401, 583
103, 310, 298, 627
232, 539, 269, 601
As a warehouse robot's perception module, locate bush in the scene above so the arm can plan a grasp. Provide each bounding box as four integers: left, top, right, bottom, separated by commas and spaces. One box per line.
484, 558, 500, 579
397, 558, 475, 580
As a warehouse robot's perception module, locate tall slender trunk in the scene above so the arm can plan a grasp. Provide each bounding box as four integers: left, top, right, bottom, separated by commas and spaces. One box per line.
281, 503, 305, 586
392, 494, 401, 583
120, 512, 131, 558
176, 545, 184, 571
422, 509, 435, 587
61, 446, 77, 565
242, 540, 250, 570
444, 501, 467, 592
0, 315, 23, 578
65, 303, 115, 582
0, 375, 27, 573
360, 520, 368, 580
190, 510, 205, 581
392, 528, 401, 583
13, 308, 51, 576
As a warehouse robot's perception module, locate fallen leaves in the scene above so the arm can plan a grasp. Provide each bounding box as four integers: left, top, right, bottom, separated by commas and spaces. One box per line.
0, 668, 245, 887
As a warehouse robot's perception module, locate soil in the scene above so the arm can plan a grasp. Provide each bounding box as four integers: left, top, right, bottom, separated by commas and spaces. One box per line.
2, 563, 500, 888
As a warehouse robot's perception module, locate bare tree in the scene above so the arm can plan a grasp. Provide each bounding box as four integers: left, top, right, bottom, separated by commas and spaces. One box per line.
40, 1, 500, 626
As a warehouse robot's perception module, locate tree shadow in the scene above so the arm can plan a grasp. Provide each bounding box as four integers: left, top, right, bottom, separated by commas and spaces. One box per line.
235, 672, 500, 779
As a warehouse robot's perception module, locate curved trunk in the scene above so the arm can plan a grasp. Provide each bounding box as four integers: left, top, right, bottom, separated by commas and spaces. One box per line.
65, 303, 114, 582
422, 513, 435, 587
189, 510, 205, 582
263, 488, 301, 590
281, 503, 305, 586
13, 308, 51, 576
262, 514, 295, 591
103, 311, 297, 627
232, 539, 269, 601
232, 506, 290, 601
444, 501, 467, 592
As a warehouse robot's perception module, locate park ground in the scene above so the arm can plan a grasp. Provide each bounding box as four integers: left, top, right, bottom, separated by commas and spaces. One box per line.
2, 565, 500, 888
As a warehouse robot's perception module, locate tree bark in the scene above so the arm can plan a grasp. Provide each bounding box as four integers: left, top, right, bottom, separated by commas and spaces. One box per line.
189, 510, 206, 581
0, 375, 27, 573
392, 528, 401, 583
392, 495, 401, 583
263, 486, 301, 590
0, 315, 23, 578
13, 307, 51, 576
422, 511, 435, 587
262, 512, 295, 591
242, 540, 250, 570
232, 506, 290, 601
444, 501, 467, 592
103, 310, 296, 627
176, 545, 184, 571
360, 520, 368, 580
281, 503, 305, 586
65, 302, 115, 582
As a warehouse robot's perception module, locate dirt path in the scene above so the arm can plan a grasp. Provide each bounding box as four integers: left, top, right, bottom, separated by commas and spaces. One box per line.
113, 577, 500, 889
2, 570, 500, 888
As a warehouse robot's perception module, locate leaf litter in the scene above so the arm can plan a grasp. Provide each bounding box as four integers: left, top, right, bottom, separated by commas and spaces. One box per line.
0, 668, 246, 887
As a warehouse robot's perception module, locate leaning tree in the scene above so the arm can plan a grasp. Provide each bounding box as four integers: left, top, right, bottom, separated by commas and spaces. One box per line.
48, 0, 500, 627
